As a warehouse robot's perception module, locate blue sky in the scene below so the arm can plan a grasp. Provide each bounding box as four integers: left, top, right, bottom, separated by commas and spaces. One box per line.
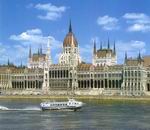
0, 0, 150, 65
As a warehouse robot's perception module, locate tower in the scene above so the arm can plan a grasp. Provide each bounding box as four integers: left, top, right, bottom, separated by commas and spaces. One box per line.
46, 36, 52, 65
27, 46, 32, 68
93, 38, 117, 66
59, 20, 81, 66
42, 36, 52, 94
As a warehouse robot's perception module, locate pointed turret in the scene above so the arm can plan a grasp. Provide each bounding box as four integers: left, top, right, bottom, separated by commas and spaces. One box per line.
100, 42, 102, 50
107, 38, 110, 49
93, 40, 96, 55
40, 45, 42, 55
125, 51, 127, 62
29, 45, 32, 58
47, 36, 52, 65
113, 41, 116, 54
69, 20, 72, 33
7, 58, 10, 66
138, 51, 141, 60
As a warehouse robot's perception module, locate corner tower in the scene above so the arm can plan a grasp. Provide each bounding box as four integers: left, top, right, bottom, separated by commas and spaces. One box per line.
92, 39, 117, 66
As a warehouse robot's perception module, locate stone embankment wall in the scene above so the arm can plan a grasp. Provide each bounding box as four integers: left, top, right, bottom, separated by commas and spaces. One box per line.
1, 89, 122, 96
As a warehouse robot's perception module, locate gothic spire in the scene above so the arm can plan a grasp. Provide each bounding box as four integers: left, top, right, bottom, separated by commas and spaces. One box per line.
107, 37, 110, 49
7, 58, 10, 66
29, 45, 32, 58
125, 51, 127, 62
93, 40, 96, 54
100, 41, 102, 50
138, 51, 141, 60
113, 40, 116, 54
69, 19, 72, 33
40, 45, 42, 55
47, 36, 52, 65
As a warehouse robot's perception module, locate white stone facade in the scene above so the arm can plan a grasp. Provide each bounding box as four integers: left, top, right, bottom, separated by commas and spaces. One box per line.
92, 41, 117, 66
59, 46, 81, 66
93, 54, 117, 66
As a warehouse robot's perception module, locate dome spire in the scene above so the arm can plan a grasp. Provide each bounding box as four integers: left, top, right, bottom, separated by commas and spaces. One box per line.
63, 21, 78, 47
69, 19, 72, 33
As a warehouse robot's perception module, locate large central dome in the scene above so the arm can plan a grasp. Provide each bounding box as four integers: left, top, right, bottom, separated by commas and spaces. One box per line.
63, 21, 78, 47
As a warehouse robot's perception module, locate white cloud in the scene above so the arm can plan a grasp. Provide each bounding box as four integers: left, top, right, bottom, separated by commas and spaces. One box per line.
97, 15, 119, 30
27, 28, 42, 35
123, 13, 147, 20
8, 28, 62, 65
10, 28, 45, 44
10, 28, 61, 50
127, 24, 150, 32
116, 40, 146, 63
34, 3, 67, 21
123, 13, 150, 32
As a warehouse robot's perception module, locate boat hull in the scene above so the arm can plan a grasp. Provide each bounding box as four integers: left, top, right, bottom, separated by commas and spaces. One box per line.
41, 106, 82, 111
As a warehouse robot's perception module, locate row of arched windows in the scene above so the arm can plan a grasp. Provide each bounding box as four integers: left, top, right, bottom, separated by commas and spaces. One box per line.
78, 79, 122, 89
49, 70, 69, 78
12, 81, 42, 89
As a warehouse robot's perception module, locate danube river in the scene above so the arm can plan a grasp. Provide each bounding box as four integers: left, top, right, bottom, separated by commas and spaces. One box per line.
0, 98, 150, 130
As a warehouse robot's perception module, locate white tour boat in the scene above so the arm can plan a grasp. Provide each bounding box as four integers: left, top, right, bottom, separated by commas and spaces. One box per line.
40, 99, 83, 111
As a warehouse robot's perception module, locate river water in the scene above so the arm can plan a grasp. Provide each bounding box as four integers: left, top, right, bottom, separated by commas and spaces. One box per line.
0, 98, 150, 130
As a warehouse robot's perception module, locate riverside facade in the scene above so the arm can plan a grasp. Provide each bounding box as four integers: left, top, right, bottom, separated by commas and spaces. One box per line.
0, 22, 150, 96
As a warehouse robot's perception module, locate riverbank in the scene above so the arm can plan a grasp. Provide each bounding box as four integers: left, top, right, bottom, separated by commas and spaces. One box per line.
0, 95, 150, 101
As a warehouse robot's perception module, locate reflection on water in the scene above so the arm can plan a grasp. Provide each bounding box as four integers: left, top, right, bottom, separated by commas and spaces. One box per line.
0, 99, 150, 130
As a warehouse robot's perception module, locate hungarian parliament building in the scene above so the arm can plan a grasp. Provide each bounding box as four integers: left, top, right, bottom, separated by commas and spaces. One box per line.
0, 22, 150, 96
